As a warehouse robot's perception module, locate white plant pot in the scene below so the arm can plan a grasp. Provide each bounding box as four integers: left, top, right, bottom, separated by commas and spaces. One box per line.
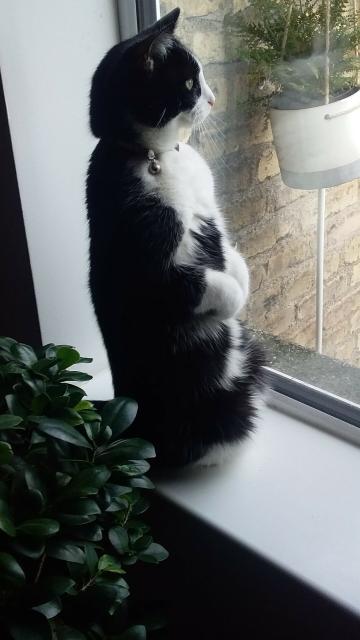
270, 88, 360, 190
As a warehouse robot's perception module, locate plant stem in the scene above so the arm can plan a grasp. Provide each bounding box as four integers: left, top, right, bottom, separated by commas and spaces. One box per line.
50, 620, 58, 640
80, 573, 98, 592
353, 0, 359, 85
34, 553, 46, 583
281, 1, 294, 60
324, 0, 331, 104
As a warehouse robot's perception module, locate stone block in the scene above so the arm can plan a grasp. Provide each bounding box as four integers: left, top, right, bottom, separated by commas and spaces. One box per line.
210, 75, 228, 113
161, 0, 224, 18
193, 31, 225, 64
344, 236, 360, 264
296, 294, 315, 322
327, 181, 359, 215
285, 270, 315, 302
324, 274, 350, 306
264, 305, 296, 337
250, 265, 265, 292
290, 322, 315, 350
267, 240, 313, 278
327, 206, 360, 248
325, 252, 340, 279
257, 148, 280, 182
351, 262, 360, 285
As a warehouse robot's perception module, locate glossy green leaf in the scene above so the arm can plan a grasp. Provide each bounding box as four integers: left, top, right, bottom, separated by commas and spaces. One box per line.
55, 345, 81, 370
119, 625, 147, 639
57, 371, 92, 382
17, 518, 60, 537
133, 534, 153, 552
9, 610, 52, 640
1, 361, 25, 374
129, 476, 154, 490
57, 408, 84, 426
108, 526, 129, 554
11, 342, 38, 366
95, 438, 155, 464
91, 579, 129, 613
25, 469, 46, 504
5, 393, 27, 418
0, 414, 23, 430
57, 513, 96, 526
66, 384, 86, 405
46, 542, 85, 564
138, 543, 169, 564
114, 460, 150, 477
0, 552, 25, 586
63, 466, 111, 497
74, 400, 93, 411
33, 596, 62, 619
79, 409, 101, 422
59, 498, 101, 515
0, 336, 17, 350
101, 397, 138, 437
131, 496, 149, 516
127, 520, 150, 545
0, 498, 15, 536
106, 483, 131, 497
98, 554, 126, 574
36, 418, 91, 449
31, 357, 58, 374
85, 544, 98, 577
0, 441, 13, 465
38, 576, 75, 597
21, 372, 46, 395
71, 522, 102, 542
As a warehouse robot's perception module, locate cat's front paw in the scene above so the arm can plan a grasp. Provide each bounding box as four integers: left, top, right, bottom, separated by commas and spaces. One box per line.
226, 246, 249, 306
195, 270, 245, 320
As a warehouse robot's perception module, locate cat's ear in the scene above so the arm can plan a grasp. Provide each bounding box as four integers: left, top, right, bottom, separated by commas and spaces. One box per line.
134, 8, 180, 72
152, 7, 180, 35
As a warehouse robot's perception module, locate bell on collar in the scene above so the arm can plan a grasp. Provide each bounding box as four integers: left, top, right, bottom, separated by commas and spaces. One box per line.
148, 149, 161, 175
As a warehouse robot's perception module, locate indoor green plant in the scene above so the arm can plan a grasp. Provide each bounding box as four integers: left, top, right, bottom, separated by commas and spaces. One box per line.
226, 0, 360, 189
0, 336, 167, 639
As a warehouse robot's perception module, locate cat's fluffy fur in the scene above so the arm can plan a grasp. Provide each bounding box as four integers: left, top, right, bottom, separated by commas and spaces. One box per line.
87, 8, 266, 467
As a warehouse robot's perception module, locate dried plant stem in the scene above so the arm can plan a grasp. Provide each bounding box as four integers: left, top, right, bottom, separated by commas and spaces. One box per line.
281, 1, 294, 60
324, 0, 331, 105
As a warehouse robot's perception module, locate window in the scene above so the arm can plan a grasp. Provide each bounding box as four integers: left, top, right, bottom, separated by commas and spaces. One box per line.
114, 0, 360, 427
150, 0, 360, 419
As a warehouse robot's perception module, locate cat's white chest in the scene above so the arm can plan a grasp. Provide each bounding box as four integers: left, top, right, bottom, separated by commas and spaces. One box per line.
138, 143, 224, 265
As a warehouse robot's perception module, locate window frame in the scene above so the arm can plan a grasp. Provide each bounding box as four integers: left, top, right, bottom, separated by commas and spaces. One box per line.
117, 0, 360, 434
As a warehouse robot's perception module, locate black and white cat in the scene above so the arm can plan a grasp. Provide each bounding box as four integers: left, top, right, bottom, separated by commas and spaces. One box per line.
87, 8, 266, 467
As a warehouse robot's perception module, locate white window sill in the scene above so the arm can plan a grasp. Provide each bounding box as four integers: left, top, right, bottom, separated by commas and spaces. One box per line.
85, 368, 360, 616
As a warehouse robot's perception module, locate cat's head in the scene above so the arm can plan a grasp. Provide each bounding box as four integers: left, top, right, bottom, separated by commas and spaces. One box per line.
90, 8, 215, 145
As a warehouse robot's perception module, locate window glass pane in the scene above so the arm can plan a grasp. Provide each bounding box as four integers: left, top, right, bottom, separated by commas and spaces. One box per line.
161, 0, 360, 404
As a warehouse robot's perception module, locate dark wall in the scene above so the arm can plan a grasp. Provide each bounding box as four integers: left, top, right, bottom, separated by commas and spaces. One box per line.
0, 73, 41, 346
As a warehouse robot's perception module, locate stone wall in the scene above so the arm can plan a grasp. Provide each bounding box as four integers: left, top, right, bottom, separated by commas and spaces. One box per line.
161, 0, 360, 366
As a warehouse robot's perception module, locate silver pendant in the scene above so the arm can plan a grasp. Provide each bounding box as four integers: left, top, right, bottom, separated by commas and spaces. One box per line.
148, 149, 161, 175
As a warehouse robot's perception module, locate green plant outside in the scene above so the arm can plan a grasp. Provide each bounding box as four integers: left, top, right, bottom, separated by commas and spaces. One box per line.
0, 336, 168, 640
225, 0, 360, 110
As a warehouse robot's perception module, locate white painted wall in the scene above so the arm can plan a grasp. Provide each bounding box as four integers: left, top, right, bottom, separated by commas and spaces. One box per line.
0, 0, 120, 376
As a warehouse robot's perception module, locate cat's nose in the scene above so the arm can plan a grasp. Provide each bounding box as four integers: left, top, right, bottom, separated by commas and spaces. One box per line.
207, 89, 216, 107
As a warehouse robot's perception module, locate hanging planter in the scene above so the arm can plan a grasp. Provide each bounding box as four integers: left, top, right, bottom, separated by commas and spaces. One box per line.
270, 87, 360, 190
228, 0, 360, 189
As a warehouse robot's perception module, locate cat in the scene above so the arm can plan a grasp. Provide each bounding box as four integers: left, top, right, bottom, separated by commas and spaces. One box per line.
86, 7, 266, 468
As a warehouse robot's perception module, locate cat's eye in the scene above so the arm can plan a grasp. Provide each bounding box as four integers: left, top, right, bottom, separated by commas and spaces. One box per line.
185, 78, 193, 91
